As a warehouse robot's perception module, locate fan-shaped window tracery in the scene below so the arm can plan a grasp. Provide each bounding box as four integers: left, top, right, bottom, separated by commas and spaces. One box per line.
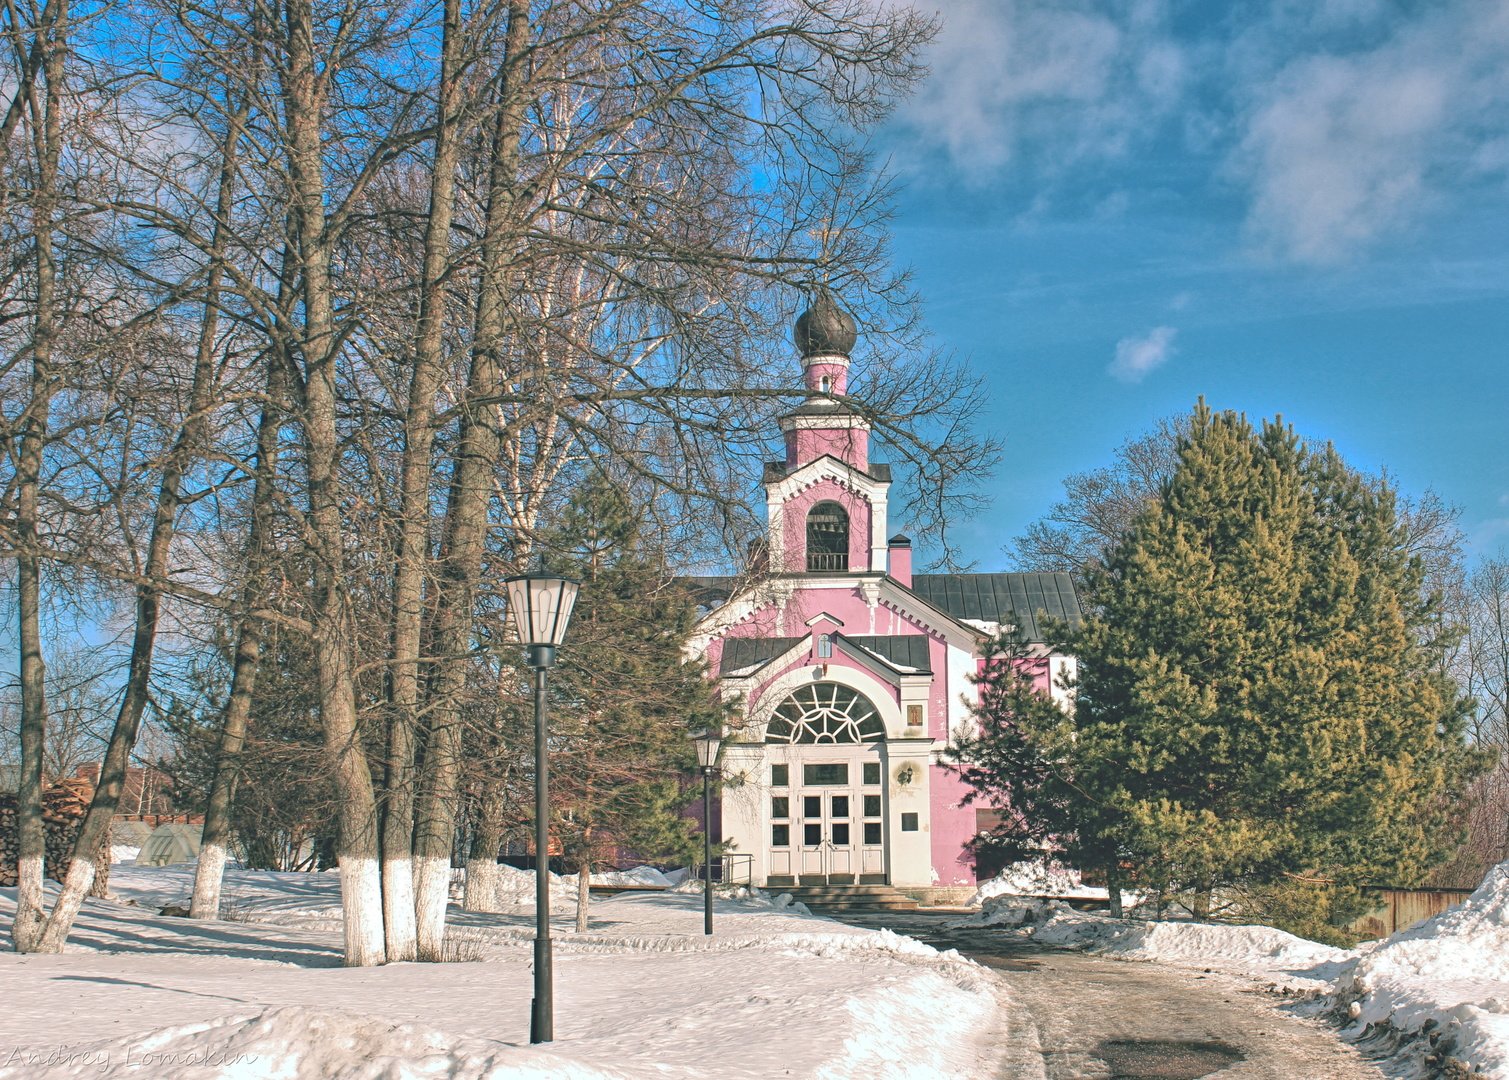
764, 683, 885, 744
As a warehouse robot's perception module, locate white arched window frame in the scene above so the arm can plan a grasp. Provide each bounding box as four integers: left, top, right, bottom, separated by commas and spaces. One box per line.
764, 683, 885, 744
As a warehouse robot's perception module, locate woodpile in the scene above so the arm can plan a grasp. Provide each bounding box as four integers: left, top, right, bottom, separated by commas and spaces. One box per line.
1, 777, 110, 896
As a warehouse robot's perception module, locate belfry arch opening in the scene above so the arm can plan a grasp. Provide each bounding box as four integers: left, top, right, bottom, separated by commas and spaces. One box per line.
806, 501, 849, 572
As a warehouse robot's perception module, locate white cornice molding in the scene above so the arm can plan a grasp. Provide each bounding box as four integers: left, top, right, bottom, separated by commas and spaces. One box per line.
800, 353, 851, 369
777, 413, 871, 432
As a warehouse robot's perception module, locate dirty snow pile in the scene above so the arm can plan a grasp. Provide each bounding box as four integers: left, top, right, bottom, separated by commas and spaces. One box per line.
968, 859, 1143, 910
970, 859, 1108, 903
1332, 863, 1509, 1078
0, 865, 999, 1079
958, 895, 1347, 989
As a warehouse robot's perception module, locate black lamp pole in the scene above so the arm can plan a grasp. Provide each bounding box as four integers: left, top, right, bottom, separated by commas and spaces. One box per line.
702, 764, 714, 936
691, 729, 721, 936
529, 646, 553, 1043
503, 572, 578, 1047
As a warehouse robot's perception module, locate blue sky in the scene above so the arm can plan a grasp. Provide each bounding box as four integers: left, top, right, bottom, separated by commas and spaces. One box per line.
879, 0, 1509, 570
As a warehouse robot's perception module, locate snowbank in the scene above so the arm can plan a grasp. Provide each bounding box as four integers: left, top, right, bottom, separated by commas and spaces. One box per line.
1336, 863, 1509, 1078
957, 896, 1346, 988
589, 866, 674, 888
970, 859, 1107, 903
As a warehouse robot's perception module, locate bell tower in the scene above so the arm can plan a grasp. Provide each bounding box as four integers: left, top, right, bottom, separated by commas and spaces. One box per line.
764, 292, 890, 574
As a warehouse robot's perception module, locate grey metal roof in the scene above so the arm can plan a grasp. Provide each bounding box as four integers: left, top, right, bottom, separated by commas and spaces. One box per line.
719, 636, 803, 675
847, 635, 932, 674
908, 572, 1083, 642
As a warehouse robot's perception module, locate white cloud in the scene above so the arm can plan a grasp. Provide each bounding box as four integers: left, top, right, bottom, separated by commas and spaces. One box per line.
893, 0, 1180, 179
1109, 326, 1177, 383
1229, 4, 1509, 264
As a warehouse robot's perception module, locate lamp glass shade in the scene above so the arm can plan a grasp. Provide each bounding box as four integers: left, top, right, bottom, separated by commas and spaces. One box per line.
503, 573, 580, 647
691, 729, 722, 769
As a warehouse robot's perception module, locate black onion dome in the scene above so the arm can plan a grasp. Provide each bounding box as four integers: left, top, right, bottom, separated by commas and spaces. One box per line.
793, 291, 857, 357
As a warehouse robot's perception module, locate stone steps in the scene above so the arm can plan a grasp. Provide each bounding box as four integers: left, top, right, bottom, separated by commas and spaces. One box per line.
778, 883, 922, 912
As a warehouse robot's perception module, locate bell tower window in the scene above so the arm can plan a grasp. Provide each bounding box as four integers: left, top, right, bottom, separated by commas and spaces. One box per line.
819, 375, 831, 394
806, 501, 849, 572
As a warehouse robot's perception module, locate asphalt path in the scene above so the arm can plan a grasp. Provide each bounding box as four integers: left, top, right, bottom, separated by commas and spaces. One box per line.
835, 911, 1386, 1080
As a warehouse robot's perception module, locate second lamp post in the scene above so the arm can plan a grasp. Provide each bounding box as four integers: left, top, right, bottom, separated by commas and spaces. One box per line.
692, 729, 722, 936
503, 572, 580, 1045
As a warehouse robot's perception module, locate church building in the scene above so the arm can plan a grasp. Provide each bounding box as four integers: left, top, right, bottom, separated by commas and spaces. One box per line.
686, 294, 1082, 901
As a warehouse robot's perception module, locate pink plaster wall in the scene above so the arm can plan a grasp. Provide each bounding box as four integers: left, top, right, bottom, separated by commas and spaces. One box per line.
778, 478, 874, 573
930, 768, 979, 885
785, 426, 869, 471
707, 577, 1010, 887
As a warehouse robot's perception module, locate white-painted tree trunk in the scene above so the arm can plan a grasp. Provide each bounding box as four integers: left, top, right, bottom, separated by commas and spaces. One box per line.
12, 854, 47, 949
35, 855, 96, 953
190, 842, 229, 920
463, 857, 503, 913
382, 859, 418, 959
340, 856, 386, 968
413, 855, 452, 958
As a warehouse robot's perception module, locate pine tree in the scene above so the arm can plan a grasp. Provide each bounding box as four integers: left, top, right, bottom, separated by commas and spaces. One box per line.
962, 401, 1485, 929
539, 475, 730, 928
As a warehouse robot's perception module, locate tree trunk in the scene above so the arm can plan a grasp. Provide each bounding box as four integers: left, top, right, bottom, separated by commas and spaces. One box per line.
1105, 860, 1124, 919
462, 780, 509, 913
574, 836, 592, 933
191, 312, 283, 921
381, 0, 467, 964
9, 0, 67, 956
33, 50, 247, 950
281, 0, 384, 967
411, 0, 530, 962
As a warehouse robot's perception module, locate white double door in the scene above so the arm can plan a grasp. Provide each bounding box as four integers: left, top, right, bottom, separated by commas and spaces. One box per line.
769, 745, 886, 884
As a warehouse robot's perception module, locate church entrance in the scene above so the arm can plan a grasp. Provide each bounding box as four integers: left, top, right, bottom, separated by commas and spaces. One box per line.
763, 683, 888, 886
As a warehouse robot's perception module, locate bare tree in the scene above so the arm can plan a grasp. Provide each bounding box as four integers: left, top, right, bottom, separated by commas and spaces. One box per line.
4, 0, 70, 952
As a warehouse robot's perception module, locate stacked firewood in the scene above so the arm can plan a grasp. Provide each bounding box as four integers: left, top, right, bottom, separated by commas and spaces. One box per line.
0, 777, 110, 895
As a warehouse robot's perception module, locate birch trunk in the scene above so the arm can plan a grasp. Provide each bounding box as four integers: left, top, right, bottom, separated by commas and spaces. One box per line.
411, 0, 529, 961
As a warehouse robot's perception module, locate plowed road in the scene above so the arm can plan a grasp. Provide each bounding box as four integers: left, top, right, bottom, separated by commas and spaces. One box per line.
841, 912, 1383, 1080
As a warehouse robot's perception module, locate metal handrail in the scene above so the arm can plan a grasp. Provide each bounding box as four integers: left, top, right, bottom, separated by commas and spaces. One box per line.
696, 853, 753, 885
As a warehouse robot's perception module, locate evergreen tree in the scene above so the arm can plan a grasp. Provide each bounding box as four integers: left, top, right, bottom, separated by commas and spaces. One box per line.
539, 475, 730, 927
941, 631, 1102, 889
961, 401, 1485, 931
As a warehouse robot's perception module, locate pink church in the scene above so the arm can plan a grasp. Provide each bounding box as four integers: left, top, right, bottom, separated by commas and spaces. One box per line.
686, 294, 1082, 901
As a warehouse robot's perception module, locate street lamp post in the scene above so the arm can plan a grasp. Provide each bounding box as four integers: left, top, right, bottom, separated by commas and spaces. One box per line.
503, 572, 580, 1045
691, 729, 722, 936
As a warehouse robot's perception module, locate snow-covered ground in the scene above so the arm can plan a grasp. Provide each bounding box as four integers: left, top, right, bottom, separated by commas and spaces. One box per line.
958, 862, 1509, 1078
0, 865, 1000, 1079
